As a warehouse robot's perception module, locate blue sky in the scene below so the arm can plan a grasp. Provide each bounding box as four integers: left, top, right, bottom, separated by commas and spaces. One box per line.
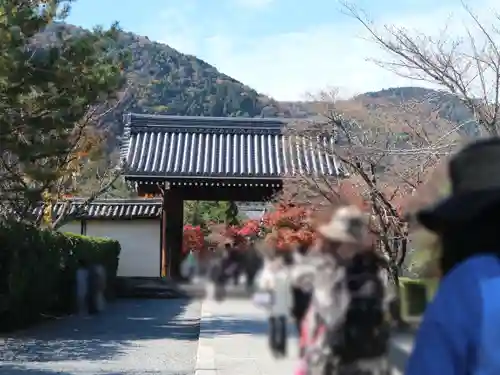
67, 0, 497, 100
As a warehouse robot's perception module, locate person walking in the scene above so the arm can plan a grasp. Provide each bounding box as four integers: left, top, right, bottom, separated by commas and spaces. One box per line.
221, 243, 237, 284
243, 240, 263, 292
229, 244, 243, 285
180, 249, 197, 281
293, 205, 392, 375
290, 244, 312, 357
256, 251, 293, 358
206, 247, 227, 301
406, 138, 500, 375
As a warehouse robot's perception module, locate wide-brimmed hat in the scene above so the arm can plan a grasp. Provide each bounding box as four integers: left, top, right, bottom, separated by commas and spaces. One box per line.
317, 206, 368, 244
416, 138, 500, 232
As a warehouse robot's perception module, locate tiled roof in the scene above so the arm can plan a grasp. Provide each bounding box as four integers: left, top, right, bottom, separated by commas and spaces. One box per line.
121, 113, 340, 179
33, 198, 162, 220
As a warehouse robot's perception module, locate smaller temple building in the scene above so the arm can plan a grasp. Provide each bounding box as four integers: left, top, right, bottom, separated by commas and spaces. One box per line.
35, 198, 163, 278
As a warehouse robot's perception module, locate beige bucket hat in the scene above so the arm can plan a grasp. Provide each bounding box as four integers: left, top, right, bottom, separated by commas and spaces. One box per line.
317, 205, 368, 244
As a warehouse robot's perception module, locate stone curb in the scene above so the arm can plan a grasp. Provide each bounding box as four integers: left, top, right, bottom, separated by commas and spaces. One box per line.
195, 299, 217, 375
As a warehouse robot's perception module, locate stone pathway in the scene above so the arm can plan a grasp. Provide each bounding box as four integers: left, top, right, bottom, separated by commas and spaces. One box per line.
390, 332, 414, 375
0, 299, 202, 375
195, 299, 414, 375
0, 296, 414, 375
195, 299, 298, 375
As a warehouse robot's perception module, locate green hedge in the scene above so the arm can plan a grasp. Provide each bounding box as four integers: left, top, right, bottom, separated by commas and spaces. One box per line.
0, 221, 121, 331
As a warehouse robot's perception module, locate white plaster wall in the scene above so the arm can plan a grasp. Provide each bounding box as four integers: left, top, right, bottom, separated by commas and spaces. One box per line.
86, 220, 161, 277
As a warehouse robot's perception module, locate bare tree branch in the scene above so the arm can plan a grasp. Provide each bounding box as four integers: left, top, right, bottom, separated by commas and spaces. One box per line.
341, 1, 500, 136
285, 90, 460, 281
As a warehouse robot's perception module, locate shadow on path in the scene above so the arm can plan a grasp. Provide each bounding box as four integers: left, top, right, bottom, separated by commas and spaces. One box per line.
0, 365, 74, 375
0, 299, 199, 363
200, 315, 298, 338
0, 364, 191, 375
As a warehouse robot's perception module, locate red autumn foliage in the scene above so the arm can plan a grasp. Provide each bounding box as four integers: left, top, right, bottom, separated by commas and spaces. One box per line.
237, 219, 260, 237
182, 224, 204, 253
223, 225, 248, 247
238, 200, 317, 251
263, 202, 315, 250
206, 223, 247, 248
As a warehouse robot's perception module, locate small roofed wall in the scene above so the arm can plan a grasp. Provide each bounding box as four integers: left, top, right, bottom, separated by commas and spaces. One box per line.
59, 221, 82, 235
39, 221, 82, 234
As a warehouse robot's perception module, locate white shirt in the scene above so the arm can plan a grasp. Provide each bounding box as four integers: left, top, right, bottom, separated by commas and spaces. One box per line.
257, 260, 293, 316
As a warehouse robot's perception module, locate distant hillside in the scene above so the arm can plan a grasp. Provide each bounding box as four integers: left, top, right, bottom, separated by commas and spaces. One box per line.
358, 87, 477, 136
37, 23, 312, 146
37, 24, 476, 146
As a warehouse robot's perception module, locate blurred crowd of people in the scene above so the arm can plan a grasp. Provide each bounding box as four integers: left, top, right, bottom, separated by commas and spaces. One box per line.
183, 205, 393, 375
181, 238, 263, 296
256, 205, 393, 375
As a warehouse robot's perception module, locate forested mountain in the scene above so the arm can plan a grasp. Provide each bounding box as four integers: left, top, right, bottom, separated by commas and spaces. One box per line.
37, 23, 313, 147
38, 24, 475, 144
359, 87, 477, 135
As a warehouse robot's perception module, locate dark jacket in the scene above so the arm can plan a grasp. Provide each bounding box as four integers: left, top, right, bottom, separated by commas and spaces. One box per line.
243, 246, 262, 275
208, 257, 225, 284
292, 286, 312, 321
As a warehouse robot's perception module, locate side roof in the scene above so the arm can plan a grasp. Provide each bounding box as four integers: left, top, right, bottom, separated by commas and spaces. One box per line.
33, 198, 163, 221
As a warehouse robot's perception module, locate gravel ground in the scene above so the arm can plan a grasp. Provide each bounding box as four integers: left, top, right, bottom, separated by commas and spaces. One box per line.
0, 299, 202, 375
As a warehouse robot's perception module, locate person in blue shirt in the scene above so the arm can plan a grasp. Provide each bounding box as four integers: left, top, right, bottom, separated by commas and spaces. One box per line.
406, 138, 500, 375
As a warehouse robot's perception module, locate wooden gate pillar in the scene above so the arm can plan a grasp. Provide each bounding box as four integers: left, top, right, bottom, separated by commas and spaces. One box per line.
162, 188, 184, 279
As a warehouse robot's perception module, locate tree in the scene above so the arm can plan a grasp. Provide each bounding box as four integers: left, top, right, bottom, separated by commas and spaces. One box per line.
237, 194, 317, 251
206, 222, 247, 249
72, 150, 136, 199
342, 1, 500, 136
0, 1, 128, 226
286, 92, 458, 282
264, 201, 316, 251
182, 224, 205, 253
184, 201, 230, 226
184, 201, 204, 227
238, 219, 261, 237
225, 201, 240, 226
183, 201, 248, 229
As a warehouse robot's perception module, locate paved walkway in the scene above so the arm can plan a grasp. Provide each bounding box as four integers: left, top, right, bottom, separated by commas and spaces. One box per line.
0, 299, 202, 375
0, 297, 414, 375
195, 299, 298, 375
195, 299, 414, 375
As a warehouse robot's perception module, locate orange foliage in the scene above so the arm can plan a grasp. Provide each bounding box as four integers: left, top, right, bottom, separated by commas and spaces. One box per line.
237, 176, 409, 252
182, 225, 204, 253
237, 219, 260, 237
205, 223, 247, 249
239, 200, 317, 251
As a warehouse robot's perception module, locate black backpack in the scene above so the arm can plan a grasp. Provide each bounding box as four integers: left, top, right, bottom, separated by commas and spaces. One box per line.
303, 252, 390, 374
330, 252, 390, 364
